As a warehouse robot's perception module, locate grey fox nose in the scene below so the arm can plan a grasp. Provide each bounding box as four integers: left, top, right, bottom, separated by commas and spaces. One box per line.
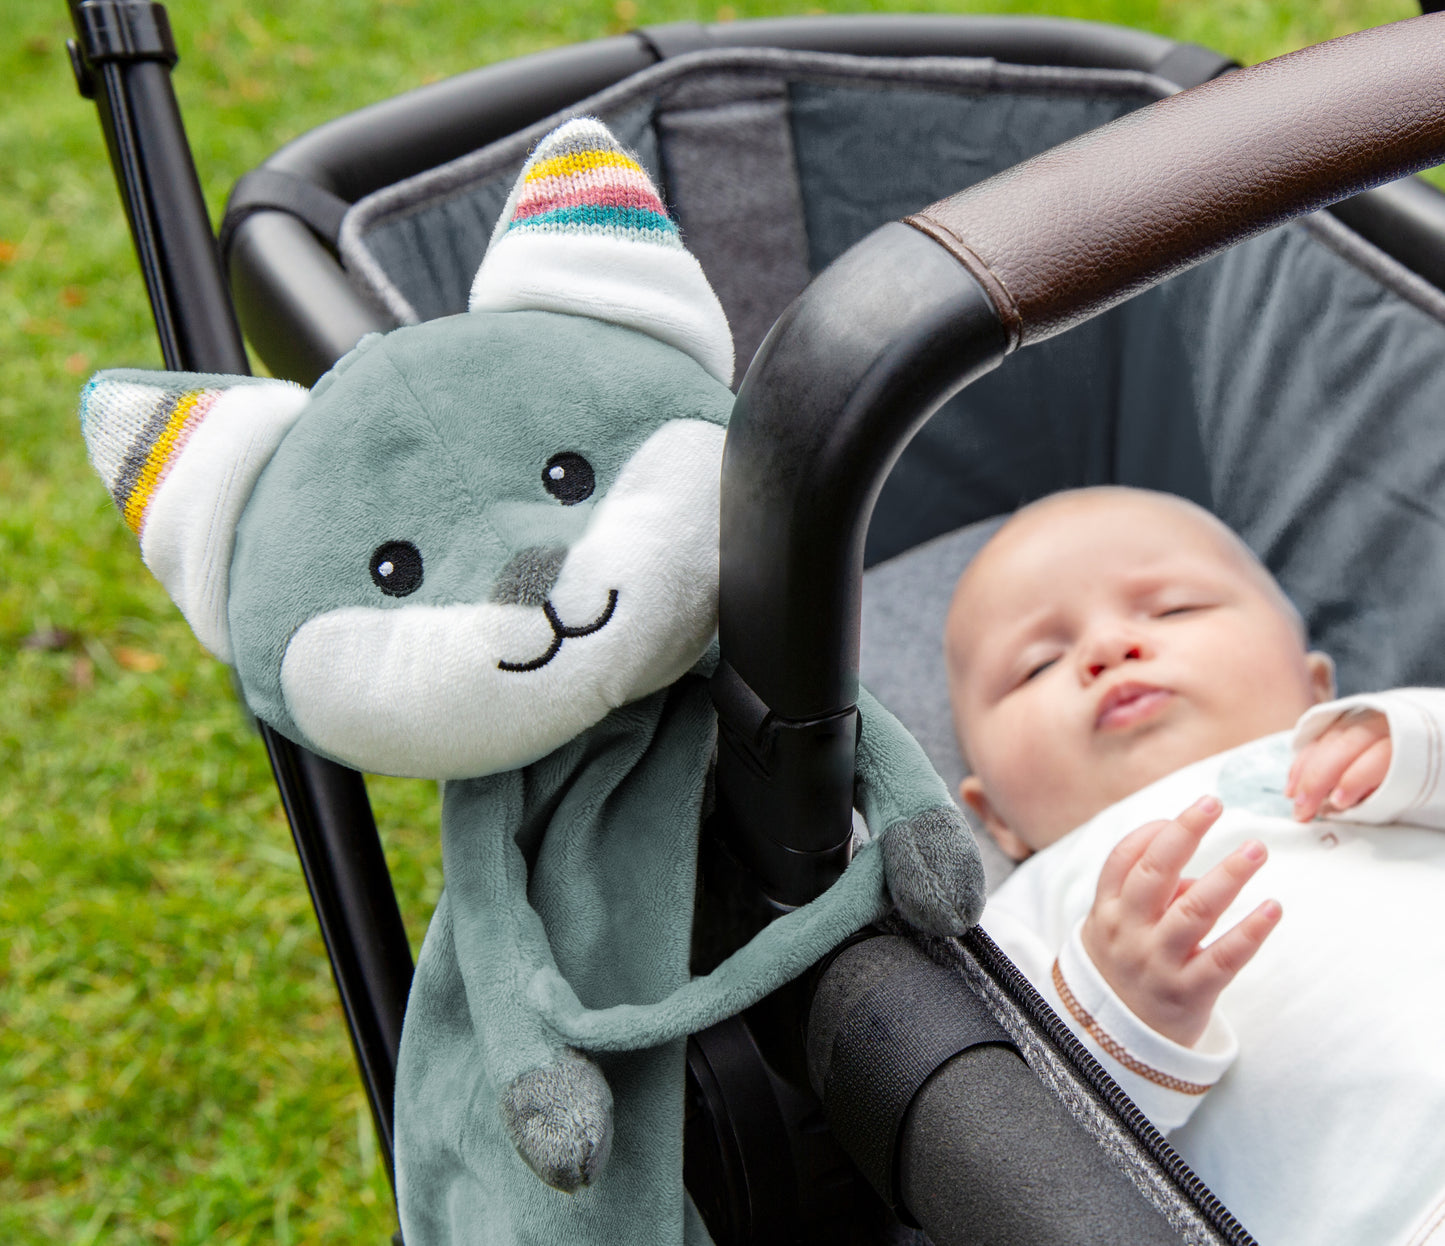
491, 546, 567, 607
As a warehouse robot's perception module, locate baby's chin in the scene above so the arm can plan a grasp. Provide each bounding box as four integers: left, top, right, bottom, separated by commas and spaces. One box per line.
1082, 713, 1279, 821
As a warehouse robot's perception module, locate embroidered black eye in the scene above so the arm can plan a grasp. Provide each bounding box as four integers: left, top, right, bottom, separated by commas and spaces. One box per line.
542, 453, 594, 505
369, 540, 423, 597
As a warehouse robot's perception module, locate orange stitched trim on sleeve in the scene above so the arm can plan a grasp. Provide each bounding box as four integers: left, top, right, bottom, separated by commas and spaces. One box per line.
1052, 959, 1212, 1096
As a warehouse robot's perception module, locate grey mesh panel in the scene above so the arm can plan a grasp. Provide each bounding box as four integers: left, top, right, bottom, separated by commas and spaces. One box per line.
1169, 217, 1445, 694
782, 79, 1174, 565
788, 81, 1159, 272
358, 104, 659, 323
658, 74, 812, 372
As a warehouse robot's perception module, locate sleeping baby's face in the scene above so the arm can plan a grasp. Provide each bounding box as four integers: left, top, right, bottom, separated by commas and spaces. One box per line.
944, 488, 1335, 860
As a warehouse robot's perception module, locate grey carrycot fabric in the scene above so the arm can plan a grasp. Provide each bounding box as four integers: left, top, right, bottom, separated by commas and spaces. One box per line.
340, 49, 1175, 353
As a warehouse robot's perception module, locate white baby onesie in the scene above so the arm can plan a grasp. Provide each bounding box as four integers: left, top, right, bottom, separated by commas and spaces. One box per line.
984, 688, 1445, 1246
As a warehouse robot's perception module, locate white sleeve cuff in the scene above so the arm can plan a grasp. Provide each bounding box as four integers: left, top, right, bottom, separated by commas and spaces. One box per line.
1294, 688, 1445, 829
1052, 924, 1236, 1132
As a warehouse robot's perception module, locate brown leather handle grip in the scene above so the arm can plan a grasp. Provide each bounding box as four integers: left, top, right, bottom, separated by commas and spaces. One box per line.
906, 13, 1445, 351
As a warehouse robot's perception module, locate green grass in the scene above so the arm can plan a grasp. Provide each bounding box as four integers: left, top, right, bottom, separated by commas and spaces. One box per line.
0, 0, 1429, 1241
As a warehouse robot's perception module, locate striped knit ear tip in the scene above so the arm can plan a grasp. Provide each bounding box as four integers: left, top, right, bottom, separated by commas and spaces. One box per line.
79, 371, 138, 436
527, 115, 621, 162
79, 377, 224, 538
500, 118, 679, 246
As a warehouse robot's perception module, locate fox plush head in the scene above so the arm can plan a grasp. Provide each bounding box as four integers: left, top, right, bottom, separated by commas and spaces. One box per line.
80, 118, 735, 780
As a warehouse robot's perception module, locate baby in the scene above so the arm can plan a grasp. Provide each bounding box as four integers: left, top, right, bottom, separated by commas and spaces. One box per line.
943, 487, 1445, 1246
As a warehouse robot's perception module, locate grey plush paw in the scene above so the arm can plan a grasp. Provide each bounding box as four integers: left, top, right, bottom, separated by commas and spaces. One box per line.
883, 806, 987, 934
501, 1050, 614, 1192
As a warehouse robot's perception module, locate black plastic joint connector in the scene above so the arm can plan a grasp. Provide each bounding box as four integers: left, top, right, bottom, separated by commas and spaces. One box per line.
75, 1, 178, 68
710, 659, 860, 906
709, 659, 774, 764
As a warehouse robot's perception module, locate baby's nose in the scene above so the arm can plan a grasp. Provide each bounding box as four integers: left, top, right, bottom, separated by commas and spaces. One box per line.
491, 546, 567, 607
1085, 644, 1143, 679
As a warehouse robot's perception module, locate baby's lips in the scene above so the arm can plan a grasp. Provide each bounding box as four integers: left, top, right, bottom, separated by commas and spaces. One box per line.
1094, 681, 1173, 730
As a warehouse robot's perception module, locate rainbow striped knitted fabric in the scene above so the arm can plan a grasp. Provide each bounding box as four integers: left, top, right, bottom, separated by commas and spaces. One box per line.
501, 121, 681, 248
470, 115, 734, 385
80, 377, 220, 537
78, 370, 308, 661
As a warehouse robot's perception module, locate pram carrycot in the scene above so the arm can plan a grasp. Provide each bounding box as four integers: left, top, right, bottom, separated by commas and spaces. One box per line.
69, 5, 1445, 1243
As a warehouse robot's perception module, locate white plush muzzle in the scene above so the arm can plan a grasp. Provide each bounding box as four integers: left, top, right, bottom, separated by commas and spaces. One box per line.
279, 419, 725, 778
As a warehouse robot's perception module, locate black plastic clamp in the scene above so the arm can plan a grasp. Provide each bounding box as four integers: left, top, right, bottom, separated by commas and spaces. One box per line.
68, 1, 178, 99
709, 659, 858, 905
710, 658, 861, 777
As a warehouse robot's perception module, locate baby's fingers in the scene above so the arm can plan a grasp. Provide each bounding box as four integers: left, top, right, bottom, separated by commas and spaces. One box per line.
1094, 819, 1170, 902
1118, 796, 1222, 920
1187, 899, 1283, 997
1158, 840, 1268, 961
1324, 737, 1391, 813
1289, 710, 1388, 821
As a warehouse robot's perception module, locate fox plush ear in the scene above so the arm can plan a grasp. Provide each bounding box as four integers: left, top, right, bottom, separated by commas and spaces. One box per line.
80, 371, 310, 661
469, 116, 735, 387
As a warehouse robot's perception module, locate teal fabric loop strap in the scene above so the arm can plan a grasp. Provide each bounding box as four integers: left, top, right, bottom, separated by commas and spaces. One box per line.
532, 841, 890, 1051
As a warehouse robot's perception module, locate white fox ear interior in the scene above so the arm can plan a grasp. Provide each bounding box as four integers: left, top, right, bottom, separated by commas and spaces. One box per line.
80, 372, 311, 661
469, 116, 735, 386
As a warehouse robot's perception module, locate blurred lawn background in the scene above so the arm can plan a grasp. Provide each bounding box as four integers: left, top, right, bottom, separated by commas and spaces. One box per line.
0, 0, 1433, 1241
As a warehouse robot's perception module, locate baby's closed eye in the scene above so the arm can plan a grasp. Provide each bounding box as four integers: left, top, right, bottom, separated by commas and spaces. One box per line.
1151, 599, 1215, 618
1022, 657, 1058, 683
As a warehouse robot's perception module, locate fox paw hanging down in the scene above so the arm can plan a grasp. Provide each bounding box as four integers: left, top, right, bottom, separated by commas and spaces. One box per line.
882, 805, 987, 934
501, 1051, 615, 1193
854, 687, 988, 936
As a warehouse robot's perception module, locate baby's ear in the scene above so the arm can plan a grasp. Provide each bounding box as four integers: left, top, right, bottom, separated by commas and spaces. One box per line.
469, 116, 734, 386
80, 371, 310, 661
959, 775, 1033, 862
1306, 650, 1337, 704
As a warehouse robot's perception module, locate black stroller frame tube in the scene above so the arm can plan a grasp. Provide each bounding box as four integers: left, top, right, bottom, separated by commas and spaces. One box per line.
714, 227, 1008, 907
67, 0, 413, 1190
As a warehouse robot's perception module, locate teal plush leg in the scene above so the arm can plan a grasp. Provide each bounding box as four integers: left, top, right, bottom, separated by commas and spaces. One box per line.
441, 776, 616, 1192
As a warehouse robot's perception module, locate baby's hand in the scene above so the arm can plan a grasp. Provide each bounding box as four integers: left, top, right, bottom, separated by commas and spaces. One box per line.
1286, 708, 1391, 822
1081, 796, 1281, 1048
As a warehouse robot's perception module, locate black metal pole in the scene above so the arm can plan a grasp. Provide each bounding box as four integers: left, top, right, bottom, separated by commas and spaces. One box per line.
714, 224, 1008, 913
67, 0, 413, 1189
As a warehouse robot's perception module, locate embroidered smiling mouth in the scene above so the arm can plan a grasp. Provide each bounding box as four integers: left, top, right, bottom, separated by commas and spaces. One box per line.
497, 591, 619, 672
